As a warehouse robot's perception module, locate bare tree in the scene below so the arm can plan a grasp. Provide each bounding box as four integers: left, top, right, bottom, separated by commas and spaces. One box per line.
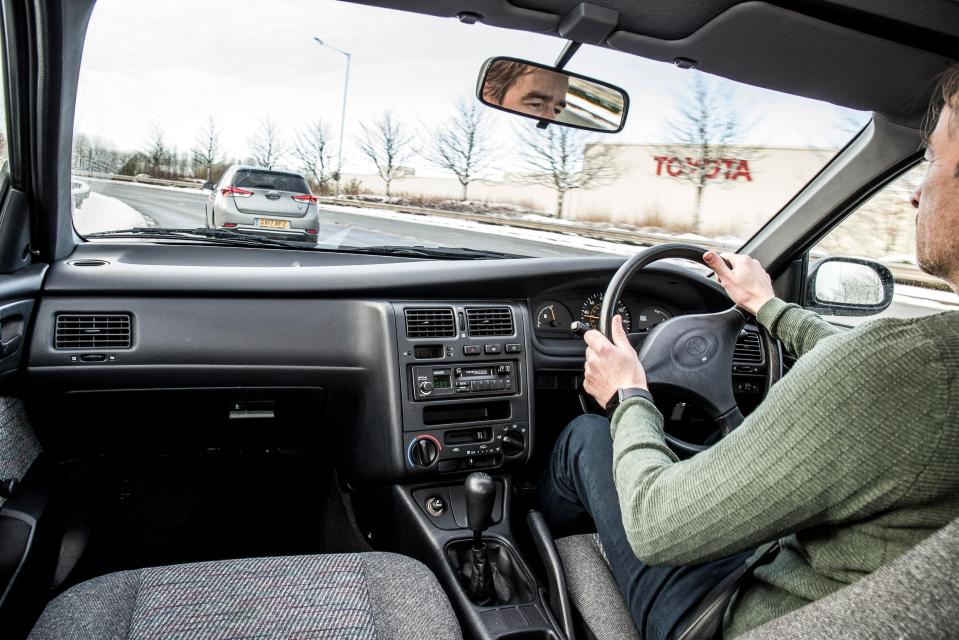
191, 116, 222, 181
657, 73, 760, 232
356, 110, 414, 197
143, 121, 169, 176
425, 101, 494, 200
513, 125, 617, 218
293, 119, 335, 193
249, 117, 287, 170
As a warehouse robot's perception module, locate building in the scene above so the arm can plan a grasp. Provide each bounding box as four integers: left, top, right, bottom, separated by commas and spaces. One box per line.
341, 143, 837, 236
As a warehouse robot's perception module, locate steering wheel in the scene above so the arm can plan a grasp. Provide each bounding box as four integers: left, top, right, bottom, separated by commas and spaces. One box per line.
598, 243, 783, 455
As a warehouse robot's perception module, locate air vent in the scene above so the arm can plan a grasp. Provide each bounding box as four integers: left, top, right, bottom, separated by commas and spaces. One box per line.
405, 308, 455, 339
733, 331, 763, 364
466, 307, 514, 337
55, 313, 132, 350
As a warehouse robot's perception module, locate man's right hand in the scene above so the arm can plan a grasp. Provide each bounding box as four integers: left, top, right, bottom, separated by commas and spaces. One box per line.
703, 251, 776, 316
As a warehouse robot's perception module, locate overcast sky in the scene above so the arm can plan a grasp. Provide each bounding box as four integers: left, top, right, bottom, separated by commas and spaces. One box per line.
74, 0, 868, 177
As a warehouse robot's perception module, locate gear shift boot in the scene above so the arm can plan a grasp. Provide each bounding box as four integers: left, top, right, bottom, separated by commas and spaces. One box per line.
447, 538, 535, 606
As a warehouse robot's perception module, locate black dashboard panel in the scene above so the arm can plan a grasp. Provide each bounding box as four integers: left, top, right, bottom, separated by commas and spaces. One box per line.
25, 242, 735, 486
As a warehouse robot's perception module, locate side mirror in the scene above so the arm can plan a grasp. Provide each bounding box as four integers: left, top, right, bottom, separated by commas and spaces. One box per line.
202, 181, 214, 191
805, 257, 894, 316
476, 56, 628, 133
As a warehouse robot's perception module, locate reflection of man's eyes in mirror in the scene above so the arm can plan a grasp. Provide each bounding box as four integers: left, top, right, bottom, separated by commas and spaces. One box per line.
521, 92, 567, 118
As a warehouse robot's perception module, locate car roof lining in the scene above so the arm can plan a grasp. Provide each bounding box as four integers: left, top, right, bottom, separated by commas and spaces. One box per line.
342, 0, 959, 126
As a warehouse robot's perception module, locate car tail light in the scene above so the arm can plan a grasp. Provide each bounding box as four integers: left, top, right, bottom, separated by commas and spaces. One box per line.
221, 186, 253, 198
292, 194, 317, 204
305, 229, 318, 235
222, 222, 238, 228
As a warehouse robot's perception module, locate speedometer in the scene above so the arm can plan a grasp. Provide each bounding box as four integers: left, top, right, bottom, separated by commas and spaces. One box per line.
580, 292, 631, 332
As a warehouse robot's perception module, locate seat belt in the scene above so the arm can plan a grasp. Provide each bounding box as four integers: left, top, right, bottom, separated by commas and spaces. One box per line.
674, 541, 781, 640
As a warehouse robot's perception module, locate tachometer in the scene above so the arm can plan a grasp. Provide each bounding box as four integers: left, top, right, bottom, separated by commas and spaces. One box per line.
580, 292, 631, 332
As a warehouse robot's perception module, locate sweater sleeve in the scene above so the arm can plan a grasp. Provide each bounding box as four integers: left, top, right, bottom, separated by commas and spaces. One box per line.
756, 298, 839, 358
610, 319, 943, 566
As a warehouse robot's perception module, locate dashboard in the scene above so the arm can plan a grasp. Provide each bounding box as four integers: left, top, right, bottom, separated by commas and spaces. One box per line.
22, 242, 754, 488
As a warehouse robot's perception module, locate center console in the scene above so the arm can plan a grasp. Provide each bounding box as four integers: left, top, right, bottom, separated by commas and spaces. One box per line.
392, 302, 533, 478
373, 303, 567, 639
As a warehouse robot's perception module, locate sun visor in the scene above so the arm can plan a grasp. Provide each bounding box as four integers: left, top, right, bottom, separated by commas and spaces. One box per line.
607, 1, 955, 123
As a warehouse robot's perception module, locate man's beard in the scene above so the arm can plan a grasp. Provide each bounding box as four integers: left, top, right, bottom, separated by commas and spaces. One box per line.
917, 220, 959, 284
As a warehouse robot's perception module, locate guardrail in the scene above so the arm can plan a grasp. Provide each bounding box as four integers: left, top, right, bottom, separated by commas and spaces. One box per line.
73, 174, 947, 291
73, 170, 203, 189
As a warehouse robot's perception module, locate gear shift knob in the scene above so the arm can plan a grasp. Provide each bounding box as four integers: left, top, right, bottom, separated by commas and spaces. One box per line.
465, 472, 496, 533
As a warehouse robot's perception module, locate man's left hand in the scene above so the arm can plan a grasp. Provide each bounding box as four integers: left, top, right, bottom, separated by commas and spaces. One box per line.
583, 314, 648, 406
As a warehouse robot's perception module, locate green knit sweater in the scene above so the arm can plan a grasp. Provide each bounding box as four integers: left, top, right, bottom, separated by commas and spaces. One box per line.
609, 298, 959, 638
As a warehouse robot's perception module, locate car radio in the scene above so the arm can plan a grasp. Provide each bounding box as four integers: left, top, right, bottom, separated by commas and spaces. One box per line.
412, 361, 516, 400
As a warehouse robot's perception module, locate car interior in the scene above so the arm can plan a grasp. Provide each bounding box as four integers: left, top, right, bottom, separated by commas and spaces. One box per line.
1, 1, 958, 639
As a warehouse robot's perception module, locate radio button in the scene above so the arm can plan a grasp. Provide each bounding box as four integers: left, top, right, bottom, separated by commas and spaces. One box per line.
463, 345, 481, 355
418, 381, 434, 395
484, 344, 501, 354
497, 364, 511, 375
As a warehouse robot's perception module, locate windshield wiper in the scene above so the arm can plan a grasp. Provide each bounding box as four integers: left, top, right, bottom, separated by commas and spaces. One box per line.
338, 245, 524, 260
85, 227, 309, 249
85, 230, 523, 259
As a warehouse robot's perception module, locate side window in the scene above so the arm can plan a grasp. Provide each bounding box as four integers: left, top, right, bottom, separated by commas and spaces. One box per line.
0, 42, 8, 178
810, 162, 959, 325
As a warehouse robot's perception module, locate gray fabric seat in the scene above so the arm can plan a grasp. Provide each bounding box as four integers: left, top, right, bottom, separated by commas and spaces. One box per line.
28, 552, 462, 640
557, 517, 959, 640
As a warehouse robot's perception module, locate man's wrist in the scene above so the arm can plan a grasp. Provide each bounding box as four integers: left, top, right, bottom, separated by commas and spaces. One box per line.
606, 387, 654, 418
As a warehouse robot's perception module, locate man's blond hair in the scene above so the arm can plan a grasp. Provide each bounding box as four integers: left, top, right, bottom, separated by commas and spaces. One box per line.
924, 64, 959, 139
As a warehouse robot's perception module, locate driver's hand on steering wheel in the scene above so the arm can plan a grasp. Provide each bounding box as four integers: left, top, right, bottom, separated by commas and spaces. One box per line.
584, 315, 647, 407
703, 251, 776, 315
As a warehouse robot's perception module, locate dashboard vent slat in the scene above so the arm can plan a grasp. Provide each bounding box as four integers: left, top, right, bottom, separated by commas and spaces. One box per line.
466, 307, 514, 337
55, 313, 132, 350
405, 308, 456, 338
733, 331, 763, 364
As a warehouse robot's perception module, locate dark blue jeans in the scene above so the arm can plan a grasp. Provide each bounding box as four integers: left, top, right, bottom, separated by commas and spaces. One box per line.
538, 414, 752, 640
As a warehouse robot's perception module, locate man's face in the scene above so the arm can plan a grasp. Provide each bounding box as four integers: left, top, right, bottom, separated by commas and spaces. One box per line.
501, 68, 569, 120
913, 103, 959, 285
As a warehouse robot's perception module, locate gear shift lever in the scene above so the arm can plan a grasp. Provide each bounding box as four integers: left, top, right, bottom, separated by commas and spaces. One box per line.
464, 472, 496, 604
466, 472, 496, 539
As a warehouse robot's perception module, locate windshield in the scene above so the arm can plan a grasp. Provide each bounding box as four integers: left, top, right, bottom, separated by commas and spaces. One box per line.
72, 0, 869, 258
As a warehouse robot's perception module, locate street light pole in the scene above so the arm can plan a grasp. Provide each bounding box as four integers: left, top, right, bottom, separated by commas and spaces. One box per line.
313, 37, 351, 197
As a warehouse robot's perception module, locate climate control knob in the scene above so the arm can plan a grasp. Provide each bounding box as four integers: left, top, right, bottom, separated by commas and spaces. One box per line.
410, 437, 439, 467
501, 431, 526, 457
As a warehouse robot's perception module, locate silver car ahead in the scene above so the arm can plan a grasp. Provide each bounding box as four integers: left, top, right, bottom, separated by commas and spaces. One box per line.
204, 165, 319, 241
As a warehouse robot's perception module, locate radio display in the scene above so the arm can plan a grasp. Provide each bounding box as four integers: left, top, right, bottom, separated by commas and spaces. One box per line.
433, 376, 451, 389
458, 367, 493, 378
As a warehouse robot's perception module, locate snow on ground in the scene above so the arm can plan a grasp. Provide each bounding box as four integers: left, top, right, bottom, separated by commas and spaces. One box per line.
73, 192, 148, 235
319, 202, 641, 256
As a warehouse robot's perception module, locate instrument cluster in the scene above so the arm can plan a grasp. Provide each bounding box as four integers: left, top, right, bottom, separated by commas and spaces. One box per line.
533, 290, 676, 339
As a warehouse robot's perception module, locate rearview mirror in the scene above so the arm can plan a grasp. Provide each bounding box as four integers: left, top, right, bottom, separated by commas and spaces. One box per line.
202, 181, 214, 191
477, 57, 628, 133
805, 257, 894, 316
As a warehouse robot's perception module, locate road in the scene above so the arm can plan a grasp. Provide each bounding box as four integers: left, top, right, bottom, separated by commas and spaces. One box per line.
84, 179, 958, 319
86, 180, 601, 258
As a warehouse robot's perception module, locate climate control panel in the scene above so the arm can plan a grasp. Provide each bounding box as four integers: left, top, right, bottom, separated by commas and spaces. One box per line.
406, 422, 529, 474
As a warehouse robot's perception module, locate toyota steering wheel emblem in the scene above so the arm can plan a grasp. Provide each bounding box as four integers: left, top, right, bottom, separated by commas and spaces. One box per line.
685, 336, 708, 357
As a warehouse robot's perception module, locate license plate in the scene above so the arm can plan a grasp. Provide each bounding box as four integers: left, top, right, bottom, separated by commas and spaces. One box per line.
255, 218, 290, 229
